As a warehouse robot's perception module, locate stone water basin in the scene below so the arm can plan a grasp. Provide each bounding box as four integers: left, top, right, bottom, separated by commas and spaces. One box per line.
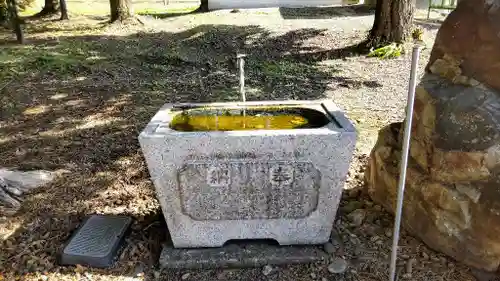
139, 100, 357, 248
169, 106, 331, 131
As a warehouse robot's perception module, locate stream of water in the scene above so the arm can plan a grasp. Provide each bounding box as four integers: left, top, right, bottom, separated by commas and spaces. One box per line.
237, 54, 247, 128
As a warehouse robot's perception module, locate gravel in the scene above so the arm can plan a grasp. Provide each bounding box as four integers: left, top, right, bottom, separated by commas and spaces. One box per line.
346, 209, 367, 227
262, 265, 274, 276
328, 258, 349, 274
323, 242, 336, 255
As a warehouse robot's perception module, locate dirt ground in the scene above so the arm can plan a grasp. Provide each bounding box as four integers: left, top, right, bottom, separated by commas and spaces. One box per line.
0, 1, 487, 280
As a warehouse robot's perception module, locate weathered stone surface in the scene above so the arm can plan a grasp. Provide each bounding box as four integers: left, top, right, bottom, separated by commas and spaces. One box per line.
428, 0, 500, 91
366, 123, 500, 271
0, 169, 61, 216
365, 0, 500, 272
159, 242, 327, 269
140, 100, 357, 248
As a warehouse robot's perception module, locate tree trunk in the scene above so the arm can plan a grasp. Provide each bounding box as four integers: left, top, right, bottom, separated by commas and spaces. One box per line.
34, 0, 59, 17
0, 6, 8, 26
196, 0, 209, 12
109, 0, 133, 22
7, 0, 24, 44
368, 0, 415, 47
59, 0, 68, 20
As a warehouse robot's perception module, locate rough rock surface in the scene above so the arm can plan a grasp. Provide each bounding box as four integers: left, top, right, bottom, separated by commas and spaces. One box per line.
0, 169, 59, 216
365, 0, 500, 272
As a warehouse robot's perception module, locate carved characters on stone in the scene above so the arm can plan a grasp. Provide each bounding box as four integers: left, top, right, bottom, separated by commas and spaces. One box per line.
178, 160, 320, 221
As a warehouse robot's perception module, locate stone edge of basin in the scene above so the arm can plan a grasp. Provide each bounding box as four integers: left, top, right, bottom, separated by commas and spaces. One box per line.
138, 99, 357, 137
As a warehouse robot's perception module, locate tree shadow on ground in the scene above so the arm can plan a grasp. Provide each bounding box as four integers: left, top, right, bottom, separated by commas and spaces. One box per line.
286, 40, 371, 63
137, 2, 205, 19
25, 21, 108, 34
0, 23, 380, 280
137, 11, 196, 19
279, 4, 375, 20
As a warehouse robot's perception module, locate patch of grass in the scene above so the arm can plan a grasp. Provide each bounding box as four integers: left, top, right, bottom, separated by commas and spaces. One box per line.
0, 40, 97, 80
20, 0, 197, 17
137, 5, 198, 16
30, 51, 88, 73
367, 43, 404, 59
254, 60, 338, 79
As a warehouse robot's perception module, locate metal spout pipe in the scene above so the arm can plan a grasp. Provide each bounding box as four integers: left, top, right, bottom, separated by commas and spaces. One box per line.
237, 53, 247, 128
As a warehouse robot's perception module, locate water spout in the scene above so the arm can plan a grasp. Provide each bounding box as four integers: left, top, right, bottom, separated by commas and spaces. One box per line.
215, 109, 219, 130
237, 53, 247, 128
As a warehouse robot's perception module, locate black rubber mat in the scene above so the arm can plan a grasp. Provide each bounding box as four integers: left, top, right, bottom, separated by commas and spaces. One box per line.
60, 215, 132, 268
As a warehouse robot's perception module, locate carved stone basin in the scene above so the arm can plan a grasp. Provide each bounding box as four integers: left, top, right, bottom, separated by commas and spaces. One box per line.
139, 100, 357, 248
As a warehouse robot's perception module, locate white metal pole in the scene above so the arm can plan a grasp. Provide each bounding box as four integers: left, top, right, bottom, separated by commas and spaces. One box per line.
388, 43, 423, 281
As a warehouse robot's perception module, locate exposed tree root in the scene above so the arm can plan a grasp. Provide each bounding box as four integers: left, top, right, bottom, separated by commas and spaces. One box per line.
109, 15, 145, 26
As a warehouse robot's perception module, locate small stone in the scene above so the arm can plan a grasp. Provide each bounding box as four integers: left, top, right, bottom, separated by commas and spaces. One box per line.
363, 225, 377, 236
364, 213, 377, 224
310, 272, 317, 279
134, 263, 145, 277
385, 228, 393, 237
400, 254, 410, 259
330, 237, 341, 247
262, 265, 273, 276
402, 273, 412, 278
323, 242, 336, 254
181, 273, 191, 280
153, 271, 161, 279
322, 278, 328, 281
353, 246, 363, 256
328, 258, 348, 274
468, 78, 480, 86
341, 200, 363, 213
448, 262, 455, 268
347, 189, 360, 198
421, 252, 429, 260
406, 258, 416, 275
347, 209, 366, 226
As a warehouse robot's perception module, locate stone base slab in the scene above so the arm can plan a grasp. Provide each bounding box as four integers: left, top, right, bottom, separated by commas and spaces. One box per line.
159, 241, 328, 269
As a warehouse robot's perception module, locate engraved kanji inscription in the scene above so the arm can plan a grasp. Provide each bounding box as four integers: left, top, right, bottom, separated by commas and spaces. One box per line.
206, 166, 231, 187
269, 163, 294, 185
177, 160, 320, 221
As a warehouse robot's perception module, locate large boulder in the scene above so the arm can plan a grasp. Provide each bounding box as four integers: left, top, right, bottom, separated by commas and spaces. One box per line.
365, 0, 500, 272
